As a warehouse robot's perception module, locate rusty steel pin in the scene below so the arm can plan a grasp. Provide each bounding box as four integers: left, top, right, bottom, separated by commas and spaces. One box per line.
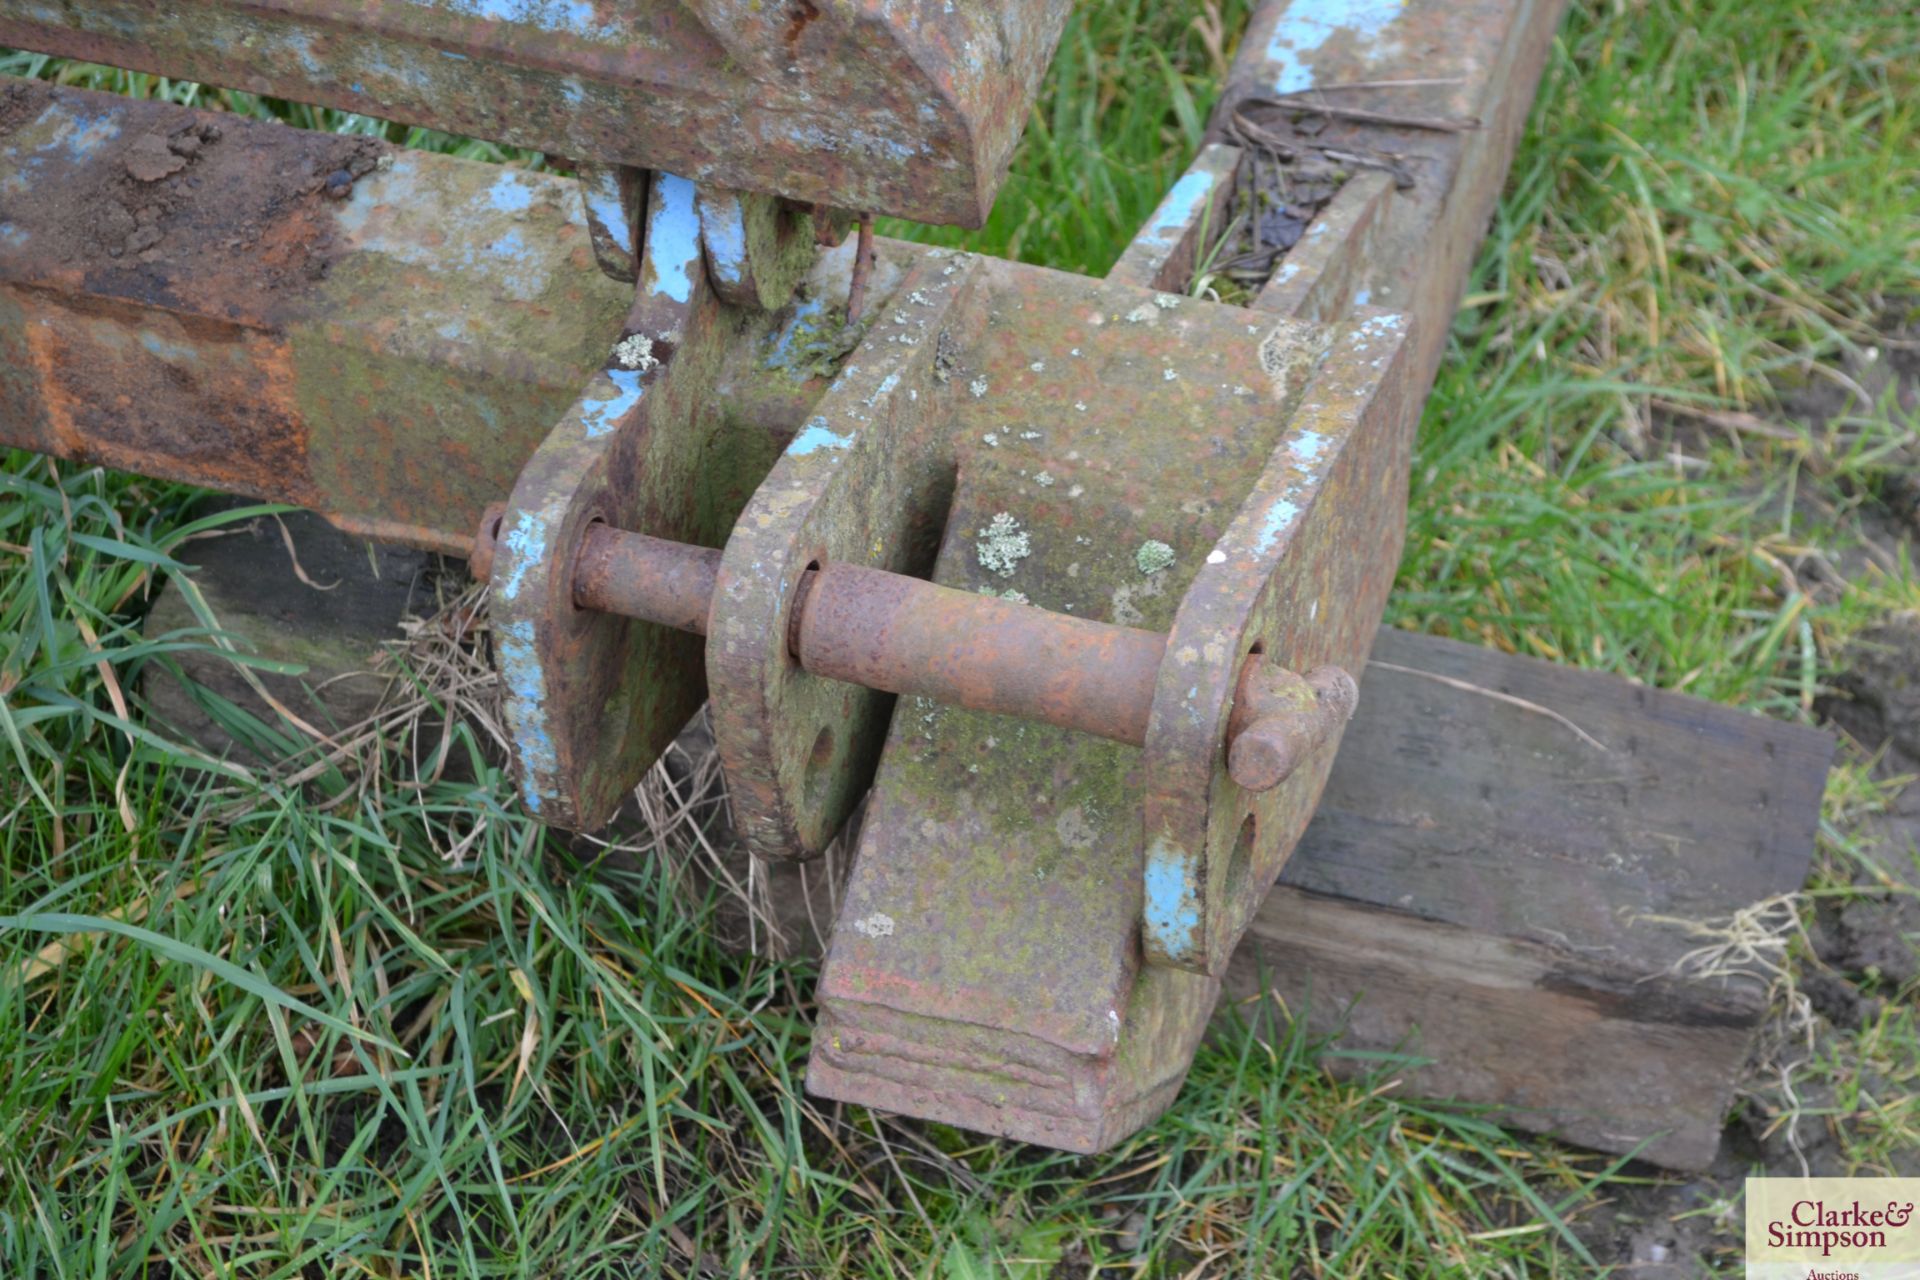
1225, 658, 1360, 793
473, 512, 1356, 780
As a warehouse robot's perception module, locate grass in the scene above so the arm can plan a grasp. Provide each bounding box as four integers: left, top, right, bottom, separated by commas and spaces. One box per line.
3, 0, 1919, 1273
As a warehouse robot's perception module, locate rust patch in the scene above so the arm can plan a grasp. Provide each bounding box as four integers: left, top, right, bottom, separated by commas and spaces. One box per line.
783, 0, 822, 58
17, 289, 318, 505
0, 81, 386, 322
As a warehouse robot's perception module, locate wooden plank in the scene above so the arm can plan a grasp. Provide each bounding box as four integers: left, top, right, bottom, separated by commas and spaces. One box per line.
140, 522, 1830, 1170
140, 501, 445, 760
1239, 627, 1830, 1169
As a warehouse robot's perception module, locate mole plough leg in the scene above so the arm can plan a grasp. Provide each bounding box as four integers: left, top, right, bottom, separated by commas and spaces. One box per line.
0, 0, 1567, 1149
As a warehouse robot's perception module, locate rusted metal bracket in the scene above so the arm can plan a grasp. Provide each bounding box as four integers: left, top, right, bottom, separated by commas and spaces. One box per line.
485, 171, 725, 828
805, 0, 1572, 1146
0, 75, 1415, 1146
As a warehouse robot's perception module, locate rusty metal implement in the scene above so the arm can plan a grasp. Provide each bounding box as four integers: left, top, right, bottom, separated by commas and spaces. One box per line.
0, 0, 1569, 1149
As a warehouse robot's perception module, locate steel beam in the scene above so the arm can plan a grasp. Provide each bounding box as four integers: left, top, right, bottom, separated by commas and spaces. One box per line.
0, 0, 1072, 226
0, 78, 631, 552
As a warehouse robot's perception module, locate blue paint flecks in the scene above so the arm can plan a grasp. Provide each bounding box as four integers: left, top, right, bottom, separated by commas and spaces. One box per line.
487, 171, 536, 214
767, 296, 827, 372
495, 617, 557, 814
865, 370, 901, 408
580, 173, 634, 257
280, 31, 326, 78
1253, 497, 1302, 555
1140, 171, 1216, 247
1290, 429, 1327, 462
787, 418, 854, 456
1353, 286, 1372, 305
138, 331, 199, 364
486, 227, 529, 260
497, 510, 548, 603
332, 155, 556, 303
1262, 0, 1405, 93
455, 0, 602, 33
0, 223, 28, 248
702, 198, 747, 285
580, 369, 644, 439
1143, 838, 1201, 961
54, 105, 123, 162
643, 174, 701, 304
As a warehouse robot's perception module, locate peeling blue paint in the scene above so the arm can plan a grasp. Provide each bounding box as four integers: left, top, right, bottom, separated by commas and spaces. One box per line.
643, 174, 701, 304
495, 616, 557, 814
485, 227, 529, 260
702, 196, 747, 286
579, 170, 634, 256
1290, 429, 1327, 462
1262, 0, 1405, 94
452, 0, 603, 33
1139, 171, 1216, 248
1253, 496, 1302, 555
767, 295, 827, 372
580, 369, 645, 439
0, 223, 28, 248
1143, 838, 1201, 961
787, 418, 854, 456
498, 509, 548, 602
487, 171, 536, 214
52, 103, 123, 162
333, 155, 560, 304
138, 331, 200, 364
280, 31, 326, 78
865, 370, 901, 408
